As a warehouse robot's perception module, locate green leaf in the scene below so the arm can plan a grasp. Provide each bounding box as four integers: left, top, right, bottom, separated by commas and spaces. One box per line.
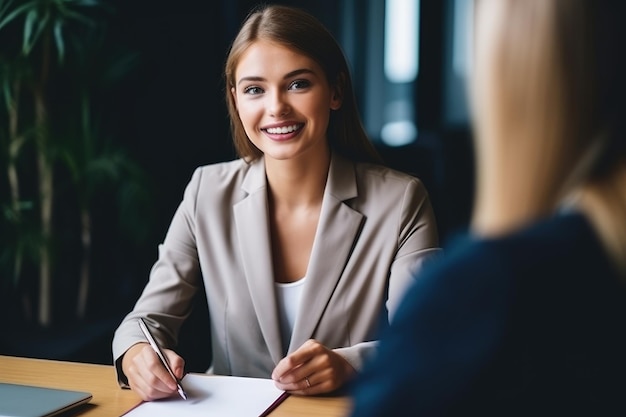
0, 1, 38, 31
2, 76, 12, 109
22, 9, 37, 54
0, 0, 18, 21
9, 135, 26, 159
22, 9, 51, 56
53, 18, 65, 64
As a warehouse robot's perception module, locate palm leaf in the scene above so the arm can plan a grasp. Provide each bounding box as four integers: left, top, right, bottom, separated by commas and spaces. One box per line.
23, 8, 51, 55
53, 18, 64, 63
0, 0, 38, 31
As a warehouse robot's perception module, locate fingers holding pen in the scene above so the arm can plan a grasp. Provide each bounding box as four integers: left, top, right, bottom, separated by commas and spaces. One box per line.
122, 343, 185, 401
164, 349, 186, 380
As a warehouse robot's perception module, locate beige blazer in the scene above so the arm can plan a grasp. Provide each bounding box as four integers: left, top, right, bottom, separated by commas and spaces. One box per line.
112, 152, 440, 383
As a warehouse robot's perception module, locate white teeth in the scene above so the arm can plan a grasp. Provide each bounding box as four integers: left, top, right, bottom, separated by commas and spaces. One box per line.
266, 124, 300, 134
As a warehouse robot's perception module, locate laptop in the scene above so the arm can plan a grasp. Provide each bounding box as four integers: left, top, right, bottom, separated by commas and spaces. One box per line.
0, 382, 92, 417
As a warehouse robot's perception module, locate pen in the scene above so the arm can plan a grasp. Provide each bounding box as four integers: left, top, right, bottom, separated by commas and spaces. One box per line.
137, 317, 187, 400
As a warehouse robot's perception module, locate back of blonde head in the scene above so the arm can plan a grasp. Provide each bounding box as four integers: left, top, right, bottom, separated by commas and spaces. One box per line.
472, 0, 626, 273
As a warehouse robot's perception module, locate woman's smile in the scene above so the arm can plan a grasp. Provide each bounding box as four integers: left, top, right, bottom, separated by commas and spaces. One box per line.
262, 122, 305, 141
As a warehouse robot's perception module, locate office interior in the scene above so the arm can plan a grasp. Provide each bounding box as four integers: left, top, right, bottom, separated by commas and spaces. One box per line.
0, 0, 475, 371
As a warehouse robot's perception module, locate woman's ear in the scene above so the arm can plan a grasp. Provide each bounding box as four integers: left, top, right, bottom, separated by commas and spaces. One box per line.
330, 90, 342, 110
330, 73, 345, 110
231, 87, 238, 110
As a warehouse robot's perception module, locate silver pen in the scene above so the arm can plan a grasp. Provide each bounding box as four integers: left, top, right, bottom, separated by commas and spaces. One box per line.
137, 317, 187, 400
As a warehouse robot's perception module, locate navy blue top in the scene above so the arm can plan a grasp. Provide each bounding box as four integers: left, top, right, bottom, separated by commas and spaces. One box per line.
349, 212, 626, 416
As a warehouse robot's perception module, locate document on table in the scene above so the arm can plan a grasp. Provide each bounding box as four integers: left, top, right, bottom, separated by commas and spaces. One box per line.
122, 373, 288, 417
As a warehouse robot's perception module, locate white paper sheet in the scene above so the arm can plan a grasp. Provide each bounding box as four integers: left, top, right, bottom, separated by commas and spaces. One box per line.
122, 373, 287, 417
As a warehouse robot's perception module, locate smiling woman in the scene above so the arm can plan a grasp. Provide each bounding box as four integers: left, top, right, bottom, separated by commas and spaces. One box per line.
231, 40, 341, 166
111, 4, 441, 402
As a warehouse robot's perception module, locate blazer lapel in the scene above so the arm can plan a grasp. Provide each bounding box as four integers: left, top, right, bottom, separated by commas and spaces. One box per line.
288, 154, 364, 353
233, 158, 284, 364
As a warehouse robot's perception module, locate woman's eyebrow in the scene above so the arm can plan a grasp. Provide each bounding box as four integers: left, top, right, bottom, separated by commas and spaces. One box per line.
237, 68, 315, 86
283, 68, 315, 79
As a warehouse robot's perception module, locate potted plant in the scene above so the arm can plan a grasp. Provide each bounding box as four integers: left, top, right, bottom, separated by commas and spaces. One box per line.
0, 0, 151, 333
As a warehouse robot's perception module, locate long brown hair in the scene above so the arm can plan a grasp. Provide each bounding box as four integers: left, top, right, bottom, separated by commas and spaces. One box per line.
224, 4, 381, 164
471, 0, 626, 272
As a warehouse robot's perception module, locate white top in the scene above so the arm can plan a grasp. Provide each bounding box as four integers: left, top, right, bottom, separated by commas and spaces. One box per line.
274, 277, 307, 354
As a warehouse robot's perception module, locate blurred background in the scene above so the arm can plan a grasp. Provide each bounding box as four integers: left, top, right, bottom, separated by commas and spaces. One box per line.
0, 0, 475, 370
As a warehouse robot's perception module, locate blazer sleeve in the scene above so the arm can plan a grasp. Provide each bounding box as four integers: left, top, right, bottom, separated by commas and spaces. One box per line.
386, 177, 442, 321
334, 177, 442, 371
111, 168, 204, 386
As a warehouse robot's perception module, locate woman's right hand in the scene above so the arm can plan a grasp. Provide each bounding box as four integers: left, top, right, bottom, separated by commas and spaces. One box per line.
121, 342, 185, 401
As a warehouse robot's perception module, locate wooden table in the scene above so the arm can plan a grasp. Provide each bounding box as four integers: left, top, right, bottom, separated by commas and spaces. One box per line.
0, 355, 351, 416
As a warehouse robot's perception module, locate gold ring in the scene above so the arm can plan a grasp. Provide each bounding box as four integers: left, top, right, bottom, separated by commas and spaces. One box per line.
305, 376, 311, 388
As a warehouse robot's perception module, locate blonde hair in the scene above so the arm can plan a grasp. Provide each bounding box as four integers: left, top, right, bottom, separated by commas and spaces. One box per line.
223, 4, 381, 164
472, 0, 626, 273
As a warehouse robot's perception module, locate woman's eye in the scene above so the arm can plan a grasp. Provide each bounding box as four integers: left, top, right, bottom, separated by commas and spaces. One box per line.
289, 79, 311, 90
244, 86, 263, 95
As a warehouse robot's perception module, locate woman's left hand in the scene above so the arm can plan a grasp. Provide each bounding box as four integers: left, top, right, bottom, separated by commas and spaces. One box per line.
271, 339, 356, 395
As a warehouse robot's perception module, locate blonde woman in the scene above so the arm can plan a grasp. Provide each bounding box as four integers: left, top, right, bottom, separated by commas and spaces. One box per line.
350, 0, 626, 415
112, 4, 440, 401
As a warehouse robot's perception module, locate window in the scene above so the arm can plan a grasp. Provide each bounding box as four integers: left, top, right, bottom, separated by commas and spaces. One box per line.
444, 0, 473, 127
380, 0, 420, 146
340, 0, 472, 143
340, 0, 419, 146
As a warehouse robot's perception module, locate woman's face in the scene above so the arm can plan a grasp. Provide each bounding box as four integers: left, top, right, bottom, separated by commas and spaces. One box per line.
231, 40, 341, 164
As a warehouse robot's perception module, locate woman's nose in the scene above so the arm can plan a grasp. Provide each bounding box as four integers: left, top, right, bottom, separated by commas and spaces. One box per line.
268, 91, 291, 117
